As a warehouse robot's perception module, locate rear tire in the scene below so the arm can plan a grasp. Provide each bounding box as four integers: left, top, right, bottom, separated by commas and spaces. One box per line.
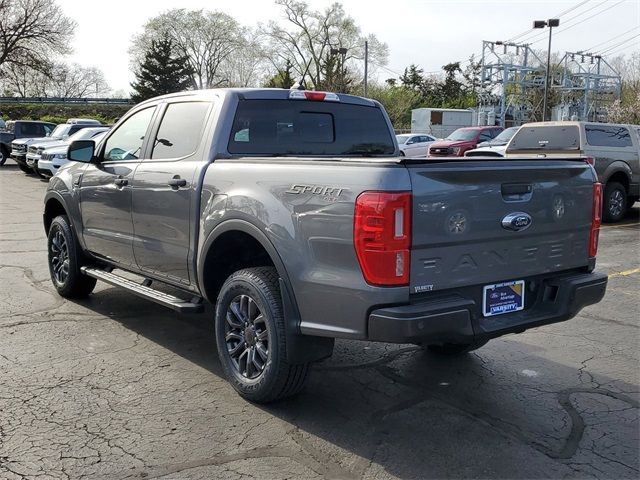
215, 267, 309, 403
603, 181, 627, 223
47, 215, 97, 298
426, 340, 488, 356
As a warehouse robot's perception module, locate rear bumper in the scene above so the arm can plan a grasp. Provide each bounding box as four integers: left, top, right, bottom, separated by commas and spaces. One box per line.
368, 271, 607, 344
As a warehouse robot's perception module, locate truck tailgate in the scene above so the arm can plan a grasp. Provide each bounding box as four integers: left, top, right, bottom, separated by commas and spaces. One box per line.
407, 159, 595, 294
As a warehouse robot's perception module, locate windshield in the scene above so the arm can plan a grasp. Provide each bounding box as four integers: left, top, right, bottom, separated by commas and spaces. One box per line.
508, 125, 580, 151
396, 134, 412, 145
446, 129, 477, 141
491, 127, 519, 143
50, 125, 69, 138
69, 128, 106, 141
228, 99, 395, 156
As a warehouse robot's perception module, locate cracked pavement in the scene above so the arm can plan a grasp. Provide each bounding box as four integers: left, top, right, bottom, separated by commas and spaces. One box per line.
1, 162, 639, 479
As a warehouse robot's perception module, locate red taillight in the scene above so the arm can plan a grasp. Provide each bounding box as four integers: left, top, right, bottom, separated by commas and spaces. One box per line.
304, 91, 326, 101
354, 191, 411, 286
589, 182, 603, 257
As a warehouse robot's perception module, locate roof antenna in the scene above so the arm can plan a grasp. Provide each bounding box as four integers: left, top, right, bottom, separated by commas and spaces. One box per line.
291, 59, 313, 90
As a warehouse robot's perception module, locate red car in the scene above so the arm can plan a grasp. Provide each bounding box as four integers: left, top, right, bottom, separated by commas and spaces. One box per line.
428, 126, 504, 157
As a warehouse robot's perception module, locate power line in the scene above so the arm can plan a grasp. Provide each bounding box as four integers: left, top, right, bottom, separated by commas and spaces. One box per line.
584, 26, 640, 51
597, 32, 640, 55
517, 0, 613, 45
527, 0, 626, 46
506, 0, 591, 42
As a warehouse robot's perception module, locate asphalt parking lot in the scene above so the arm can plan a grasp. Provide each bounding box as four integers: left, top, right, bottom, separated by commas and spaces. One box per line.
0, 160, 638, 480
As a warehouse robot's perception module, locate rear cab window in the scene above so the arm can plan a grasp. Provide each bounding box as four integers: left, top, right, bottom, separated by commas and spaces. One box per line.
228, 99, 395, 156
508, 125, 581, 151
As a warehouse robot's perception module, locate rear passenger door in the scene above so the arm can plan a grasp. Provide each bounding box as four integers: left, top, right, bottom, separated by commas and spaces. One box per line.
131, 101, 213, 285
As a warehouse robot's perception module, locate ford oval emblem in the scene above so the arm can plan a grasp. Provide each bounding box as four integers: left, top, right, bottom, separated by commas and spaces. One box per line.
501, 212, 532, 232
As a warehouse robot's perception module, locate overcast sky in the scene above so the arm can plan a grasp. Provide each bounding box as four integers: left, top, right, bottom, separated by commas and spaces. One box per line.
58, 0, 640, 94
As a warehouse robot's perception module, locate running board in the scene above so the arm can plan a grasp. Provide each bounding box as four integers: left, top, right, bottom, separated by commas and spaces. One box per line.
81, 267, 204, 313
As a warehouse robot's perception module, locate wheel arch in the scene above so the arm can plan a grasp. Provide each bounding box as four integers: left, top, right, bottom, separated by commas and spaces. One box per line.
601, 162, 632, 192
605, 170, 630, 193
43, 193, 69, 234
198, 219, 334, 364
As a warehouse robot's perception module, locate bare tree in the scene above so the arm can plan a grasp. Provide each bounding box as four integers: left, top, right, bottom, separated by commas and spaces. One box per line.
262, 0, 388, 91
0, 0, 75, 69
218, 28, 269, 87
1, 61, 110, 98
46, 63, 110, 97
1, 58, 49, 97
131, 9, 244, 89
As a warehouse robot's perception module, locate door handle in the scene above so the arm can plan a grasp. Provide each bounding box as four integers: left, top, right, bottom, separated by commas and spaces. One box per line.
114, 177, 128, 187
168, 178, 187, 188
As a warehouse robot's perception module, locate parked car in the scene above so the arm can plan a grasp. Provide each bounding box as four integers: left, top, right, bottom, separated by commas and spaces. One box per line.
15, 119, 102, 174
465, 126, 520, 157
36, 128, 109, 178
44, 88, 607, 403
396, 133, 437, 157
428, 126, 504, 157
505, 121, 639, 222
1, 121, 56, 167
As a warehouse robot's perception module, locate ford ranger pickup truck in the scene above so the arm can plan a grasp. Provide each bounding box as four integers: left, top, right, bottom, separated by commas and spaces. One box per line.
43, 88, 608, 403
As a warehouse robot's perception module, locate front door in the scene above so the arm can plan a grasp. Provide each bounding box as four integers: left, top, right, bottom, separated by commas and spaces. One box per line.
79, 106, 157, 267
131, 101, 213, 284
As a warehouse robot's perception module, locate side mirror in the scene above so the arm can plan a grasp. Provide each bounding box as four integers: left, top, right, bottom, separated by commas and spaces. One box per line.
68, 140, 95, 163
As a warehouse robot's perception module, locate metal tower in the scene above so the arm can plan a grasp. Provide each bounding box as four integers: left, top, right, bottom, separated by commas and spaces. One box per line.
554, 52, 622, 122
479, 40, 546, 127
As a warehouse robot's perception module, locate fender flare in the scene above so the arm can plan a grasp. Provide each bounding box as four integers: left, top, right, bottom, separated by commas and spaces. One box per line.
198, 219, 334, 363
43, 191, 70, 232
600, 161, 632, 187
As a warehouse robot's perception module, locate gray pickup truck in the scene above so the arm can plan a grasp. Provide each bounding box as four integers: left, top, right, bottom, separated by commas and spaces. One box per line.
44, 89, 608, 402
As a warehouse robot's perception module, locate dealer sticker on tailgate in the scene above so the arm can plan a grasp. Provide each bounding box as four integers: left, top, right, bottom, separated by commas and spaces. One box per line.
482, 280, 525, 317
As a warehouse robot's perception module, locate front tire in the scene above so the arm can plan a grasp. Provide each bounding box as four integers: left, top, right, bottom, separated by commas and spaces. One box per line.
0, 146, 8, 166
215, 267, 309, 403
18, 163, 32, 174
47, 215, 97, 298
603, 181, 627, 223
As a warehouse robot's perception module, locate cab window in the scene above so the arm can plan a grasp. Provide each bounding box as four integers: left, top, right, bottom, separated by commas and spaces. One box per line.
151, 102, 211, 160
585, 125, 632, 147
103, 107, 156, 161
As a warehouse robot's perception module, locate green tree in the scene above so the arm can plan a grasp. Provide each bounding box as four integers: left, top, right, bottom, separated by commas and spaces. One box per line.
265, 60, 295, 89
130, 37, 193, 102
318, 52, 353, 93
367, 84, 421, 130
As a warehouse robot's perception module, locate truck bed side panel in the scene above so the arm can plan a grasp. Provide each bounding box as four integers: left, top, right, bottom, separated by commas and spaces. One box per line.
200, 159, 412, 339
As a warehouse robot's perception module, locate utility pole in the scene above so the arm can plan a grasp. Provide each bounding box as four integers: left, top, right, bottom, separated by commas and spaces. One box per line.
364, 40, 369, 97
534, 18, 560, 121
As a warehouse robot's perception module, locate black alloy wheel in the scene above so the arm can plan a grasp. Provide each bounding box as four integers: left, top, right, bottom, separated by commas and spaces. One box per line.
603, 181, 627, 223
225, 294, 270, 379
50, 228, 70, 286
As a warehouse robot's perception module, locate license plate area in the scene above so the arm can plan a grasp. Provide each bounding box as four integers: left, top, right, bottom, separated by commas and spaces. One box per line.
482, 280, 525, 317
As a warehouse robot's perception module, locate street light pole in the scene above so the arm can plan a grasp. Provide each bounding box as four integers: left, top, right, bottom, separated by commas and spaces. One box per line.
364, 40, 369, 97
534, 18, 559, 121
330, 47, 348, 92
